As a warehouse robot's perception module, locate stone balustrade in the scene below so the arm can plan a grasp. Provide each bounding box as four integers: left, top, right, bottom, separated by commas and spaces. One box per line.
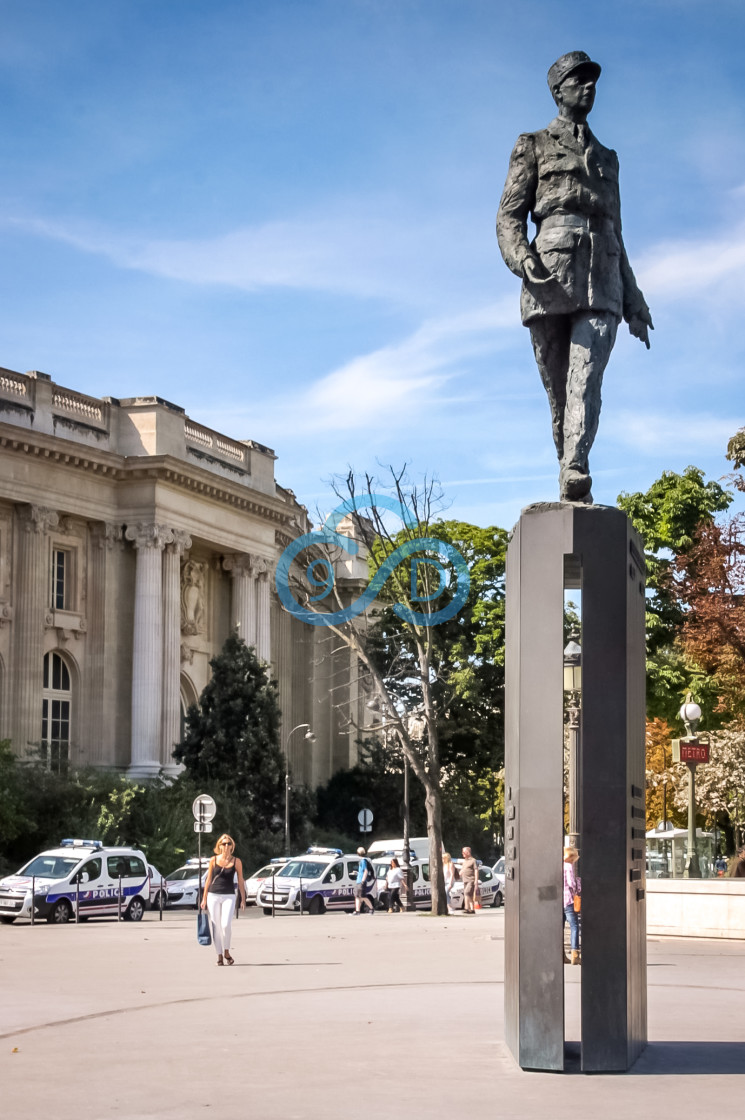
184, 419, 247, 464
0, 369, 29, 400
53, 388, 104, 425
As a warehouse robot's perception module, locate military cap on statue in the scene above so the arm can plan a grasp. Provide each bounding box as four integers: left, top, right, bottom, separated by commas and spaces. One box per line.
547, 51, 601, 92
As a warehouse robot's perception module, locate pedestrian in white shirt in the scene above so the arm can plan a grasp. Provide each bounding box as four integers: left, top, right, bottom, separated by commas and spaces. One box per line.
386, 858, 405, 913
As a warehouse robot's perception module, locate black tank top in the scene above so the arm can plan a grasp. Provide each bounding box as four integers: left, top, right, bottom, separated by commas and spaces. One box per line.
208, 861, 236, 894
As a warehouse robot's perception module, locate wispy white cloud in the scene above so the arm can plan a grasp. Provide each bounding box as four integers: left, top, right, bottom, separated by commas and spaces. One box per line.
12, 199, 745, 316
199, 300, 519, 438
606, 410, 735, 454
4, 205, 494, 309
637, 223, 745, 302
303, 302, 517, 426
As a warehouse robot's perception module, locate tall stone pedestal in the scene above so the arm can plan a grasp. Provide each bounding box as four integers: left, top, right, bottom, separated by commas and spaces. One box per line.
504, 503, 647, 1072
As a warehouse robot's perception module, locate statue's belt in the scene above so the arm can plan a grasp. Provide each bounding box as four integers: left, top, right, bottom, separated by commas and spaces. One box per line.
538, 213, 615, 235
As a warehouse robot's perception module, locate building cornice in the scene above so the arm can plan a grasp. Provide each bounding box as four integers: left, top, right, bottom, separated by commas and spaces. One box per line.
0, 421, 298, 527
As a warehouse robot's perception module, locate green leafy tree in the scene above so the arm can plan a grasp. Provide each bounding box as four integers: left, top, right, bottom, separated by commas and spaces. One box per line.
618, 466, 732, 722
0, 740, 34, 860
314, 738, 427, 843
287, 468, 509, 911
174, 631, 284, 828
367, 519, 508, 858
173, 631, 313, 866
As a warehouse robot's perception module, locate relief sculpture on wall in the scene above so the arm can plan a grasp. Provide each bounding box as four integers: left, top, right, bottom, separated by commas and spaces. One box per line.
181, 559, 206, 636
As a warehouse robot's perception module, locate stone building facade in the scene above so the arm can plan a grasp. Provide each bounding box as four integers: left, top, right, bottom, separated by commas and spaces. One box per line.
0, 367, 368, 785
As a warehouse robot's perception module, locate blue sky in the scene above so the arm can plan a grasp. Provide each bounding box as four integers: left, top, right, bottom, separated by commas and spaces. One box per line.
0, 0, 743, 529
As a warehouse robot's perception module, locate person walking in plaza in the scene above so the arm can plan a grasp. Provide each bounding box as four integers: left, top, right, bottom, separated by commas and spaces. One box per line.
353, 846, 376, 914
460, 847, 478, 914
385, 857, 405, 912
443, 852, 457, 912
201, 834, 246, 965
563, 845, 581, 965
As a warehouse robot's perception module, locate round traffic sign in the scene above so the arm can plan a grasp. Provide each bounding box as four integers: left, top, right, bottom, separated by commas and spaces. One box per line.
358, 808, 373, 828
193, 794, 217, 822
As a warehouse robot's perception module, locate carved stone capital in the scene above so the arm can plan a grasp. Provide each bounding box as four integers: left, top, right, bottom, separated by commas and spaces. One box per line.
166, 529, 192, 557
252, 555, 271, 582
180, 642, 195, 665
222, 553, 254, 578
0, 602, 13, 628
17, 504, 59, 535
58, 516, 80, 536
89, 521, 124, 550
124, 522, 174, 551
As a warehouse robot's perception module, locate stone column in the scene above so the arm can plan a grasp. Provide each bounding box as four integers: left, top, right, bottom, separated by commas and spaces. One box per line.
12, 504, 59, 755
161, 530, 192, 775
87, 522, 123, 765
222, 554, 256, 648
125, 523, 173, 778
276, 595, 293, 765
253, 557, 271, 665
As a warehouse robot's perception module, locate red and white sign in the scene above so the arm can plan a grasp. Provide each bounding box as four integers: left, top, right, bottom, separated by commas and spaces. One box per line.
673, 738, 710, 764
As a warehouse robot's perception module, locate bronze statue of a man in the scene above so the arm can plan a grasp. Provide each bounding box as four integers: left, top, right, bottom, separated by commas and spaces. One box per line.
497, 51, 653, 503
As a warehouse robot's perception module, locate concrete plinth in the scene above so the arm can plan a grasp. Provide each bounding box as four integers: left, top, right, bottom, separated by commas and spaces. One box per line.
504, 502, 647, 1072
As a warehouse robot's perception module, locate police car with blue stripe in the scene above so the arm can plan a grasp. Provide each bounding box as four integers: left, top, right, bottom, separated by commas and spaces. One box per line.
257, 848, 376, 915
0, 839, 151, 924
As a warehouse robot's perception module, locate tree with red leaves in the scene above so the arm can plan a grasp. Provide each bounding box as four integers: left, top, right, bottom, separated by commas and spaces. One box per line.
673, 514, 745, 716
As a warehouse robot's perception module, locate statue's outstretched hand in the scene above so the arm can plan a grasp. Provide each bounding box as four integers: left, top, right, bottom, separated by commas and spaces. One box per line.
628, 308, 654, 349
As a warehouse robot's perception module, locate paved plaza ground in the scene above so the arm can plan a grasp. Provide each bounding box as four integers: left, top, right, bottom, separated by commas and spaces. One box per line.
1, 906, 743, 1119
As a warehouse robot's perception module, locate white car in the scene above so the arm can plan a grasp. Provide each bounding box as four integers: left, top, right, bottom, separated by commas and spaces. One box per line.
245, 859, 288, 906
0, 839, 151, 924
165, 858, 211, 908
491, 857, 506, 898
371, 857, 433, 910
257, 848, 375, 915
147, 864, 170, 911
450, 860, 503, 909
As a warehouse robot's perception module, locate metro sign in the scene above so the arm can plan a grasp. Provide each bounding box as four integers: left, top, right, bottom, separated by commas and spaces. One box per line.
672, 737, 710, 764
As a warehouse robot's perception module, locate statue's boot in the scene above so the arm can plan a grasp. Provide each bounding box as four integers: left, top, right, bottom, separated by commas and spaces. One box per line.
560, 465, 592, 503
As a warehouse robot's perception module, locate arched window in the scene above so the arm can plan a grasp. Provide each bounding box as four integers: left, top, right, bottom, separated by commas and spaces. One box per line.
42, 651, 71, 772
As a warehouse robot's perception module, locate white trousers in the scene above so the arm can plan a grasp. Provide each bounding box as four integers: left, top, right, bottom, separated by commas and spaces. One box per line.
206, 892, 235, 955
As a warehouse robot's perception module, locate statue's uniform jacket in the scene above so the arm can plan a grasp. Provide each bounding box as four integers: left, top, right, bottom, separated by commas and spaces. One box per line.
497, 116, 647, 326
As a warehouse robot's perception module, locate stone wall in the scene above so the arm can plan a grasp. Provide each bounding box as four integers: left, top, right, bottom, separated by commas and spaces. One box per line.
646, 879, 745, 939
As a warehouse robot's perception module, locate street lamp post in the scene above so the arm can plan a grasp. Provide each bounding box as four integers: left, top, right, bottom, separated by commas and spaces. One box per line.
675, 697, 705, 879
284, 723, 315, 856
685, 759, 700, 878
563, 638, 582, 850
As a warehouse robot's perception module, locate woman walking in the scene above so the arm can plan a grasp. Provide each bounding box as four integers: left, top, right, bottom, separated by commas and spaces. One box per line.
562, 845, 581, 966
201, 834, 246, 965
385, 857, 405, 912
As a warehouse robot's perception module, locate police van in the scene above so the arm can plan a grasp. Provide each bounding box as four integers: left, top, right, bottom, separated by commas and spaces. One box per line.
371, 856, 433, 909
0, 839, 151, 924
256, 847, 377, 915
